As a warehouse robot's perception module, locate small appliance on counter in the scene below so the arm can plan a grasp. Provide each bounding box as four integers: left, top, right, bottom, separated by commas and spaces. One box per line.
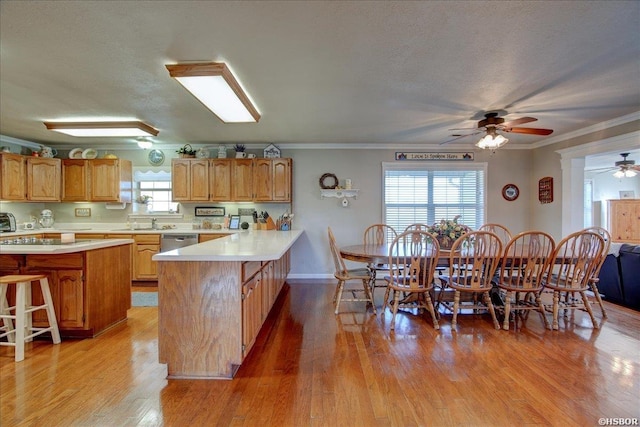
0, 212, 17, 232
38, 209, 55, 228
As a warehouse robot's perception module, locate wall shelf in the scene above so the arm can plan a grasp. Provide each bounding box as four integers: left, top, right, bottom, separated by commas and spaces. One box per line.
321, 189, 359, 199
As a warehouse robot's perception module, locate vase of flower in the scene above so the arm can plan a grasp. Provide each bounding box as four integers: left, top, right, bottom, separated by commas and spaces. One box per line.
234, 144, 246, 158
426, 215, 472, 250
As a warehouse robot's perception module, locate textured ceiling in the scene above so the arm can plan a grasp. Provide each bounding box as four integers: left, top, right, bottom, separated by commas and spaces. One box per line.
0, 1, 639, 158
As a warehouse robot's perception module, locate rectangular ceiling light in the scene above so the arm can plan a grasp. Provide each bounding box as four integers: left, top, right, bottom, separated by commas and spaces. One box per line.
166, 62, 260, 123
44, 121, 159, 137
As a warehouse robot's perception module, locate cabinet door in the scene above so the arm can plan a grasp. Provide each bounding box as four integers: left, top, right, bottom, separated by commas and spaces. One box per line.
134, 244, 159, 280
232, 159, 254, 201
272, 158, 292, 202
190, 160, 209, 201
210, 159, 232, 201
56, 270, 85, 328
253, 159, 273, 201
27, 157, 61, 201
62, 160, 89, 201
242, 274, 262, 358
0, 153, 26, 200
90, 160, 119, 201
608, 200, 640, 242
171, 159, 191, 201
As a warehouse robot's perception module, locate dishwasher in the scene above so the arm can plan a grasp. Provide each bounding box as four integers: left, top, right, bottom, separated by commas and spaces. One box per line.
161, 234, 198, 252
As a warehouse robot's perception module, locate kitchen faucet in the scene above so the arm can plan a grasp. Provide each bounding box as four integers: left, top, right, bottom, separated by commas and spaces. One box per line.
151, 218, 158, 230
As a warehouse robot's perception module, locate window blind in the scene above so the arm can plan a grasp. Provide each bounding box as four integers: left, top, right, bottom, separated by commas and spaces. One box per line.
383, 162, 486, 233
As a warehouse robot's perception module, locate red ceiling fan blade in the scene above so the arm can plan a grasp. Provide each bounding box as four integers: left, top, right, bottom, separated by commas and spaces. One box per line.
501, 116, 538, 127
503, 127, 553, 135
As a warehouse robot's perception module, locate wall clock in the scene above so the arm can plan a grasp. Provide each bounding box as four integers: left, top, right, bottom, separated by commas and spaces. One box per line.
502, 184, 519, 201
148, 149, 165, 166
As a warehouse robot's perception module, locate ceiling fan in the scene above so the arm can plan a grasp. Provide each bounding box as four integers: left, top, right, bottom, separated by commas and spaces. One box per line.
440, 112, 554, 146
598, 153, 640, 178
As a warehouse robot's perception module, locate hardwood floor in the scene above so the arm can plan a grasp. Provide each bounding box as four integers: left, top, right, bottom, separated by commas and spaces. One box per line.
1, 279, 639, 426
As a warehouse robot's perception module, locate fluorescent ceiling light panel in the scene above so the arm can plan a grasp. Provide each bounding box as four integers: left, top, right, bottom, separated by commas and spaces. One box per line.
44, 121, 159, 137
166, 62, 260, 123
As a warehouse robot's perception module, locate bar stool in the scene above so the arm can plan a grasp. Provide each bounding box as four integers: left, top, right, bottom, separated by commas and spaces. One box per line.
0, 274, 61, 362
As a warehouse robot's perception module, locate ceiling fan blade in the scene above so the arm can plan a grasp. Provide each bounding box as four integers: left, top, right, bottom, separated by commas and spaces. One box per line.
439, 132, 480, 145
501, 117, 537, 127
448, 127, 478, 131
503, 127, 554, 135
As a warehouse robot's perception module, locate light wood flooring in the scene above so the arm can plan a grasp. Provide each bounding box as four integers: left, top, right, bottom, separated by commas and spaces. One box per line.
1, 279, 639, 426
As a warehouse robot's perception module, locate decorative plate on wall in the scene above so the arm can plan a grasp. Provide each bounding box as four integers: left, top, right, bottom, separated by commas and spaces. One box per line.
502, 184, 519, 201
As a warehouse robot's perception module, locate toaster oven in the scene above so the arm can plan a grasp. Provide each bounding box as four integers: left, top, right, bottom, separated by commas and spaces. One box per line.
0, 213, 17, 232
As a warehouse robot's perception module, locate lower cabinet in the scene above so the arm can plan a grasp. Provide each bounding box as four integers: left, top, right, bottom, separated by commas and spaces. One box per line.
133, 234, 160, 280
0, 243, 132, 337
241, 251, 291, 358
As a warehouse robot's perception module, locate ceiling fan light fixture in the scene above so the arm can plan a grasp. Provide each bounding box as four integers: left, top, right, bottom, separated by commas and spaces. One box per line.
613, 170, 625, 178
624, 169, 637, 178
44, 121, 159, 137
476, 128, 509, 150
136, 137, 153, 149
166, 62, 260, 123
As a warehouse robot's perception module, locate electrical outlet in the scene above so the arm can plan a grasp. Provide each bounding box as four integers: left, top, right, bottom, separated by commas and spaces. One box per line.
74, 208, 91, 217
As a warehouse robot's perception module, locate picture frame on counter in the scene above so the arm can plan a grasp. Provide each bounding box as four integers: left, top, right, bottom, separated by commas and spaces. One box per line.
195, 206, 225, 216
228, 215, 241, 230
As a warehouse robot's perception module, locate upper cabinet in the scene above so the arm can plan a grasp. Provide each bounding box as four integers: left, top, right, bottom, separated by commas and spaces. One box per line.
0, 153, 61, 201
254, 158, 291, 202
172, 159, 209, 202
171, 158, 292, 203
62, 159, 132, 202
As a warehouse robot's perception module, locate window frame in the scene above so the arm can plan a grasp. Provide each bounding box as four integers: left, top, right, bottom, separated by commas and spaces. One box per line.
381, 161, 488, 232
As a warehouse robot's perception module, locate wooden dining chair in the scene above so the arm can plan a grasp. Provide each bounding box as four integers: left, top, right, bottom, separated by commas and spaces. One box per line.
494, 231, 556, 330
363, 224, 398, 300
543, 230, 606, 330
328, 227, 376, 315
403, 223, 429, 232
478, 223, 512, 246
582, 226, 611, 318
383, 230, 441, 330
439, 231, 503, 329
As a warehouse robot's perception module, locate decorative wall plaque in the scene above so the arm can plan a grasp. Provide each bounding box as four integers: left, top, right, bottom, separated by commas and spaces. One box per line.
538, 177, 553, 204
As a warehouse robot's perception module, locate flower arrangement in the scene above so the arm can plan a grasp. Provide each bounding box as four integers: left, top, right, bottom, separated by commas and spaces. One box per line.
176, 144, 196, 157
233, 144, 246, 152
136, 195, 152, 204
426, 215, 472, 249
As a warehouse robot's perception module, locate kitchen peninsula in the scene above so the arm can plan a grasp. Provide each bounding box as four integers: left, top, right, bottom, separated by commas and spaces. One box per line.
0, 238, 133, 337
152, 229, 302, 379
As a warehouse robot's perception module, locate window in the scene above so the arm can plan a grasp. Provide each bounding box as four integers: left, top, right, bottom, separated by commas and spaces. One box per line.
382, 162, 486, 235
134, 169, 179, 214
584, 179, 593, 227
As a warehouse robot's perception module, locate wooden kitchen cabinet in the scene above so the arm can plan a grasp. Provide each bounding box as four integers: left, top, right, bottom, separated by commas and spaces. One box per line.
172, 159, 209, 201
1, 154, 61, 201
198, 234, 227, 243
27, 157, 61, 201
171, 158, 292, 203
608, 199, 640, 243
232, 159, 254, 201
242, 270, 262, 357
254, 158, 292, 202
2, 243, 131, 337
62, 159, 132, 202
209, 159, 232, 201
133, 234, 160, 280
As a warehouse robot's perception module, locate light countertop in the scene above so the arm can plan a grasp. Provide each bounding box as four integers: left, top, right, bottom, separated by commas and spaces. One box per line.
0, 238, 134, 255
152, 229, 303, 262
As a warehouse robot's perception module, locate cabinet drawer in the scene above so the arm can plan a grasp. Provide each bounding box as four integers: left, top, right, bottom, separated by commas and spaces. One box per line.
0, 255, 24, 270
134, 234, 160, 244
26, 253, 84, 269
242, 261, 261, 282
198, 234, 227, 243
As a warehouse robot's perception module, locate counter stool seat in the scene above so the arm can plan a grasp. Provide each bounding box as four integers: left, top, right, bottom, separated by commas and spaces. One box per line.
0, 274, 61, 362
